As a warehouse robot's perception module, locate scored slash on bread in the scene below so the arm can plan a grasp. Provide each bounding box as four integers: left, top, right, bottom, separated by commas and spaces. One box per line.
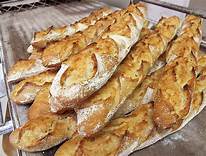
49, 3, 147, 112
75, 16, 181, 136
27, 7, 113, 53
54, 15, 203, 156
9, 113, 77, 152
10, 71, 56, 104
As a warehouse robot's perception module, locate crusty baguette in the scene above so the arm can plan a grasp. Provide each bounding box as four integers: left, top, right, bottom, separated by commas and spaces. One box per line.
41, 9, 121, 67
9, 113, 76, 152
50, 3, 147, 112
27, 7, 112, 53
28, 84, 53, 120
54, 15, 203, 156
10, 71, 56, 104
116, 15, 203, 118
41, 7, 150, 68
7, 59, 54, 83
75, 16, 180, 136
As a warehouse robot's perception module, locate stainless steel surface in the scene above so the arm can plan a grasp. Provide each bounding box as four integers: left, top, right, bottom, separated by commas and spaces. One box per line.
0, 0, 206, 156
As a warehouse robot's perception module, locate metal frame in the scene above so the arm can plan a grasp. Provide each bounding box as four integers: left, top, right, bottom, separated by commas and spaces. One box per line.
0, 0, 205, 155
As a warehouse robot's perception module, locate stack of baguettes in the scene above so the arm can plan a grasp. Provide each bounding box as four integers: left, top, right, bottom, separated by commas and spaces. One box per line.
7, 2, 206, 156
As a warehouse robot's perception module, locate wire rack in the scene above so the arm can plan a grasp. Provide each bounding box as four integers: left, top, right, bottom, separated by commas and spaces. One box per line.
0, 0, 75, 14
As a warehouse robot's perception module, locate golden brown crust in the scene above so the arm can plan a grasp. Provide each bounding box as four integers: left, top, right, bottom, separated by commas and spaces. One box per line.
191, 55, 206, 111
166, 15, 202, 63
9, 114, 76, 152
50, 3, 147, 112
75, 16, 180, 136
28, 84, 52, 120
7, 59, 54, 83
8, 60, 36, 82
152, 15, 202, 130
28, 84, 75, 120
10, 71, 56, 104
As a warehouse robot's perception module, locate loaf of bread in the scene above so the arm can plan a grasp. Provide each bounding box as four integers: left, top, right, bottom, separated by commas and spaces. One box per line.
50, 3, 147, 112
41, 9, 122, 67
55, 15, 203, 156
7, 59, 53, 83
27, 7, 112, 53
10, 71, 56, 104
75, 16, 180, 136
9, 113, 76, 152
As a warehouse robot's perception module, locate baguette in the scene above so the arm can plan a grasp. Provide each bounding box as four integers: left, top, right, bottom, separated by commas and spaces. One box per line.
7, 59, 54, 83
41, 9, 121, 67
10, 71, 56, 104
75, 16, 180, 136
27, 7, 112, 53
116, 15, 203, 118
9, 113, 76, 152
50, 3, 147, 112
55, 15, 203, 156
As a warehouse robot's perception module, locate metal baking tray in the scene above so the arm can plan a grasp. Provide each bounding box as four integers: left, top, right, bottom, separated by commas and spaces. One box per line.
0, 0, 206, 156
